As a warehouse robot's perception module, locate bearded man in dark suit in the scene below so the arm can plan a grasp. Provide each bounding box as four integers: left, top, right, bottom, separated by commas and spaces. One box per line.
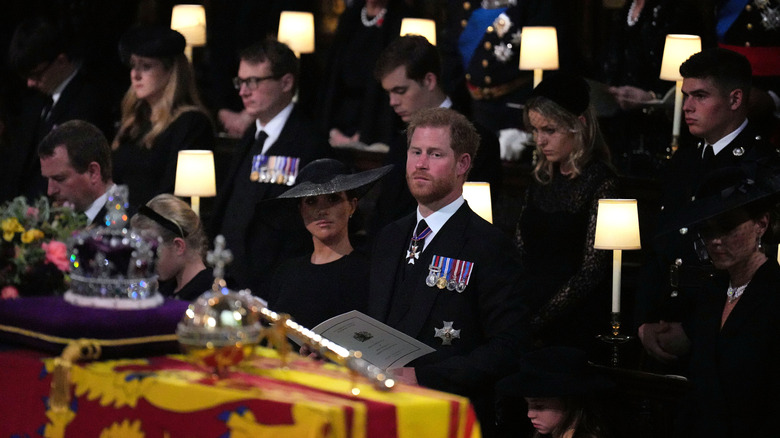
367, 107, 528, 437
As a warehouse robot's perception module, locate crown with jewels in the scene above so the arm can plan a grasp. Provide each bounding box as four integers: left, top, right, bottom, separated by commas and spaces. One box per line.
65, 185, 162, 309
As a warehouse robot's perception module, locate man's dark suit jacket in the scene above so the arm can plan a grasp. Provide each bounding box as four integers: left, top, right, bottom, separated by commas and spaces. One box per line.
676, 260, 780, 437
3, 68, 114, 202
368, 202, 528, 395
210, 105, 332, 294
635, 121, 779, 327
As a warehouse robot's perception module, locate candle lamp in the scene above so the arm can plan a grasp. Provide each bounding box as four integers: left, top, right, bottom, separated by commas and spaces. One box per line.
174, 150, 216, 217
519, 26, 558, 88
171, 4, 207, 62
594, 199, 641, 366
400, 18, 437, 45
278, 11, 315, 58
659, 34, 701, 156
462, 182, 492, 223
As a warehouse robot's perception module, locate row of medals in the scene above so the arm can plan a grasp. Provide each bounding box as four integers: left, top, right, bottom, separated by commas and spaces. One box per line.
426, 265, 468, 293
250, 155, 299, 186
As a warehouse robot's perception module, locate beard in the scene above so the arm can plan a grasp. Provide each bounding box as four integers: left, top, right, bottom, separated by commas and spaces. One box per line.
406, 171, 457, 206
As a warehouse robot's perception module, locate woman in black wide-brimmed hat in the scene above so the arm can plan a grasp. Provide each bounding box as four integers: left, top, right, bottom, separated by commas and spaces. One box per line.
266, 159, 391, 329
669, 164, 780, 437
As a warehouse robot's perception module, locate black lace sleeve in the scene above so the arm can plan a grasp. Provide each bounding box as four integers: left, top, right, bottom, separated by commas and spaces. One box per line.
529, 175, 619, 333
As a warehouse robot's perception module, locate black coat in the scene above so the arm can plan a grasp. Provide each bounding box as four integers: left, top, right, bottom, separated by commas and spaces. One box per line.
4, 68, 114, 202
210, 105, 332, 293
368, 202, 529, 431
113, 110, 215, 208
677, 260, 780, 437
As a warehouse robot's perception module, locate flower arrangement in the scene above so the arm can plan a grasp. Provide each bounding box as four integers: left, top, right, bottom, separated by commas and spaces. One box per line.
0, 196, 87, 298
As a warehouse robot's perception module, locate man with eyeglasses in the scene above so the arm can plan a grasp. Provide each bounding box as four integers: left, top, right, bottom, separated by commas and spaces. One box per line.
4, 17, 114, 204
210, 37, 331, 294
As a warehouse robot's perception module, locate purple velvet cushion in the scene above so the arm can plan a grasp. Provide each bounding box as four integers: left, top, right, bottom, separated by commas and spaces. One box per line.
0, 297, 189, 358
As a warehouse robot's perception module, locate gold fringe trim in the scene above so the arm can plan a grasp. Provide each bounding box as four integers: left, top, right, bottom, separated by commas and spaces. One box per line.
0, 323, 177, 346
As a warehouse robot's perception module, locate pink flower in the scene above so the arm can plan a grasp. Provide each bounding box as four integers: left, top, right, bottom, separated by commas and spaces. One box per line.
25, 206, 39, 220
42, 241, 70, 272
1, 286, 19, 299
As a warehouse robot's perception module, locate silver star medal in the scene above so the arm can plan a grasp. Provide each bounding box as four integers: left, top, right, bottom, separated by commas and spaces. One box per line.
761, 4, 780, 30
493, 12, 512, 38
434, 321, 461, 346
494, 42, 513, 63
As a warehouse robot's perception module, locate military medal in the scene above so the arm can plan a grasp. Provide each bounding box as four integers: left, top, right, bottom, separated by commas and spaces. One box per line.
434, 321, 460, 346
733, 146, 745, 157
286, 157, 300, 186
437, 257, 452, 289
756, 0, 780, 31
406, 223, 431, 264
447, 259, 460, 290
426, 264, 440, 287
250, 154, 264, 181
456, 260, 474, 293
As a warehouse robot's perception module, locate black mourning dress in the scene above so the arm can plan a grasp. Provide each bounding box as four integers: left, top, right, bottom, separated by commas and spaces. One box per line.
515, 160, 618, 358
113, 110, 215, 208
159, 268, 214, 302
267, 251, 370, 330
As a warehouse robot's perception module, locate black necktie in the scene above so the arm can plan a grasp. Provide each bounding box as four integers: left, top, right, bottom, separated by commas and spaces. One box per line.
37, 96, 54, 141
41, 96, 54, 122
250, 130, 268, 156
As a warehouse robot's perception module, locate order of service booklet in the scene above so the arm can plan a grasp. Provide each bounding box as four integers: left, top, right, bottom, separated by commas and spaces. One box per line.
311, 310, 435, 370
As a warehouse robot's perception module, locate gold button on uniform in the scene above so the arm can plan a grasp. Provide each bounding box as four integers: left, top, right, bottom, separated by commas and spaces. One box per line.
484, 41, 492, 50
746, 4, 752, 11
461, 19, 468, 28
485, 76, 492, 84
482, 59, 488, 67
464, 1, 471, 10
487, 26, 494, 33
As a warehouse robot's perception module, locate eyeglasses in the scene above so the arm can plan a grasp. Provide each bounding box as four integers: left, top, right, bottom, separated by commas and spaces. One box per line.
232, 75, 281, 90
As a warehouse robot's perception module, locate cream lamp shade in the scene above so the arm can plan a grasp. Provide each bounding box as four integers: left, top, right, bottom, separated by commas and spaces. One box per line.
171, 4, 207, 46
462, 182, 492, 223
400, 18, 437, 45
174, 150, 216, 216
659, 34, 701, 153
278, 11, 315, 57
594, 199, 641, 314
659, 34, 702, 81
594, 199, 641, 250
518, 26, 558, 87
